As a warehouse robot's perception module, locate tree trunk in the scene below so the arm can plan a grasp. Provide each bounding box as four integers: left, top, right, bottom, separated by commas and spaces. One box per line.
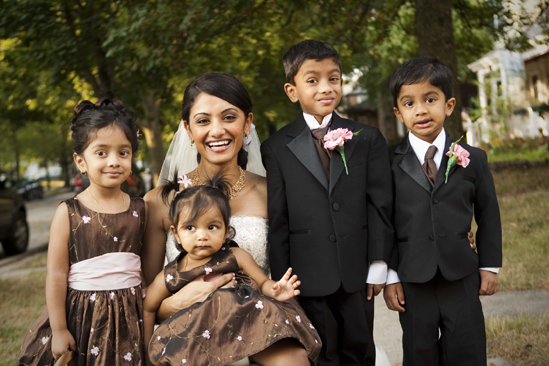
140, 93, 166, 186
266, 119, 277, 138
44, 159, 51, 190
415, 0, 463, 139
57, 125, 71, 187
377, 83, 398, 143
12, 129, 20, 180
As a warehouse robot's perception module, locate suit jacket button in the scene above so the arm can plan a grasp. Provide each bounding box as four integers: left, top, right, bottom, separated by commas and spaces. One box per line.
330, 234, 336, 243
429, 234, 434, 241
433, 198, 439, 204
333, 203, 340, 211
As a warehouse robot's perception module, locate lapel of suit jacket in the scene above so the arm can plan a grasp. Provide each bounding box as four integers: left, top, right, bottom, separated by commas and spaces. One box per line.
395, 133, 432, 194
286, 113, 329, 190
433, 132, 456, 193
329, 113, 359, 195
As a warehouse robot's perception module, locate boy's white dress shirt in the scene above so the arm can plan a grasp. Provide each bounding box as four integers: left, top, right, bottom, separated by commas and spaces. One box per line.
386, 128, 499, 285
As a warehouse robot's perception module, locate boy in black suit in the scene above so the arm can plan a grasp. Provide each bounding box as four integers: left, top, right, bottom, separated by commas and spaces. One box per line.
383, 56, 502, 366
261, 40, 394, 365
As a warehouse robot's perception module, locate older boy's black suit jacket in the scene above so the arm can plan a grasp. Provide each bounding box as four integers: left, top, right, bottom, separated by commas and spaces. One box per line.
261, 112, 394, 297
389, 133, 502, 283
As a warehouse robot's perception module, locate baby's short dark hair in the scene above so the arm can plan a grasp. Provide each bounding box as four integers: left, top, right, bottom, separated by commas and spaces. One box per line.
390, 56, 454, 108
283, 40, 342, 85
165, 173, 233, 252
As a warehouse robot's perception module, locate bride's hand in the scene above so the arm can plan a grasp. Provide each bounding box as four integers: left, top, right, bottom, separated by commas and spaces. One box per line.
156, 272, 236, 322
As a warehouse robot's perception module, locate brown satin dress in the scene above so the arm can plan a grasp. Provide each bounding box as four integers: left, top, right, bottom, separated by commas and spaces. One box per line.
18, 197, 146, 366
149, 241, 322, 366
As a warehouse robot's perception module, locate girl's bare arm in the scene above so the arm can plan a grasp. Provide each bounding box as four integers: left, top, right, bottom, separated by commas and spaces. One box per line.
46, 203, 75, 359
143, 271, 172, 366
142, 187, 170, 285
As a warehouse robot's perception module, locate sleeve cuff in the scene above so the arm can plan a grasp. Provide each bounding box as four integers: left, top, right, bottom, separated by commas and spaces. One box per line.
366, 261, 387, 284
386, 268, 401, 285
479, 267, 500, 274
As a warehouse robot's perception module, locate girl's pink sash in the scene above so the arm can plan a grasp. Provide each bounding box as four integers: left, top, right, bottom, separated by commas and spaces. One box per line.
67, 252, 141, 291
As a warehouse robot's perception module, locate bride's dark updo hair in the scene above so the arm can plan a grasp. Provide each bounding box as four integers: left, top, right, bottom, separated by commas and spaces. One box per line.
181, 73, 252, 170
70, 98, 139, 155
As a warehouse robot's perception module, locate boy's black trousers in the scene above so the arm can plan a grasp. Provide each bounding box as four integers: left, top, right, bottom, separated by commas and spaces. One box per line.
299, 285, 376, 366
399, 269, 487, 366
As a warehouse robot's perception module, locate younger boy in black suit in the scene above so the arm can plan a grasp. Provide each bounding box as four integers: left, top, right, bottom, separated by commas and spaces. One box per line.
261, 40, 394, 365
383, 56, 502, 366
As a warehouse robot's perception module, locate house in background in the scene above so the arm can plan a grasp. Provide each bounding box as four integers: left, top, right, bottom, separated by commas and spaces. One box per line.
466, 2, 549, 146
340, 86, 379, 128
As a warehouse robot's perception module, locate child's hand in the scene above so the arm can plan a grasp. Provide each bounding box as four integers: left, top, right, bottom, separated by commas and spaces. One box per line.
51, 329, 75, 360
383, 283, 405, 312
468, 231, 476, 250
271, 267, 300, 302
479, 270, 498, 295
142, 286, 148, 299
367, 283, 385, 300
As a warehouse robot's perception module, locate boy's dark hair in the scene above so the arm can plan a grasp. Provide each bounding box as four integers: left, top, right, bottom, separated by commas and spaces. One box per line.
390, 56, 454, 108
163, 173, 233, 251
70, 98, 139, 155
181, 73, 252, 170
283, 40, 342, 85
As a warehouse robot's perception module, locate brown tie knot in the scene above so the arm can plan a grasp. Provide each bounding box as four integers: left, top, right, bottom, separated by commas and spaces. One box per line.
425, 145, 437, 160
311, 126, 330, 142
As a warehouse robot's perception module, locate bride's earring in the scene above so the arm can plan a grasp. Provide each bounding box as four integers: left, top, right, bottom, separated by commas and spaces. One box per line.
189, 136, 194, 146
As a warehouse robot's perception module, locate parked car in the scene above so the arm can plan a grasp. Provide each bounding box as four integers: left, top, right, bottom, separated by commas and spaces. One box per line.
16, 179, 44, 201
0, 176, 29, 255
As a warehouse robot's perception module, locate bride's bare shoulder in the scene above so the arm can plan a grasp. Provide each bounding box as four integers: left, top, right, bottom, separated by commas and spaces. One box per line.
245, 171, 267, 196
144, 185, 174, 209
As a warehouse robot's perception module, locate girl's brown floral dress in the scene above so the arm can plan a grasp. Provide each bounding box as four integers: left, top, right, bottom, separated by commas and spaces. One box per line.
18, 197, 146, 366
149, 241, 322, 366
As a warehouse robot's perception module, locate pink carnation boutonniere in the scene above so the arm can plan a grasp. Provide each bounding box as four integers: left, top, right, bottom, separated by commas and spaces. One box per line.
323, 128, 362, 175
444, 136, 470, 184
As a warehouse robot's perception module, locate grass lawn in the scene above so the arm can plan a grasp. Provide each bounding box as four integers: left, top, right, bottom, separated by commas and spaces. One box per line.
496, 191, 549, 291
486, 315, 549, 366
492, 165, 549, 196
0, 270, 46, 366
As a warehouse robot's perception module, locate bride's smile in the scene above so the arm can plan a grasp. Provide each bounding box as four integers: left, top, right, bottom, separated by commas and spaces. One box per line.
185, 93, 252, 168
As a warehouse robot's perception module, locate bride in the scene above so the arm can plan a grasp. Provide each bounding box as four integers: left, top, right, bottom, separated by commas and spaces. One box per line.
142, 72, 391, 366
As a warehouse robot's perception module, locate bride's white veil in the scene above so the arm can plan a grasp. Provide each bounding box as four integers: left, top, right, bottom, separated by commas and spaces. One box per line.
157, 120, 266, 187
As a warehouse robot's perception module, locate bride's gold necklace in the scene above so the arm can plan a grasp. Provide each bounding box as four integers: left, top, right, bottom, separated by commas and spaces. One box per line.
86, 188, 126, 213
189, 166, 246, 200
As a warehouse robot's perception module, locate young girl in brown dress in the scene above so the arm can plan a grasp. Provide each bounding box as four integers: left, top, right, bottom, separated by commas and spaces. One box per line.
18, 99, 145, 365
144, 176, 321, 366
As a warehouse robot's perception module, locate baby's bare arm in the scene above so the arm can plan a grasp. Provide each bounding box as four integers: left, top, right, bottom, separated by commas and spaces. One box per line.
232, 248, 300, 301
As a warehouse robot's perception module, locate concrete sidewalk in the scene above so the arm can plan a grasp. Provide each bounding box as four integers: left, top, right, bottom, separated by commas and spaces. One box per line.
373, 289, 549, 366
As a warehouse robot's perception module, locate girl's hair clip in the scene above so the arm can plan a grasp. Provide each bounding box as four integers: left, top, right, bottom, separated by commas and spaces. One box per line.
177, 175, 193, 188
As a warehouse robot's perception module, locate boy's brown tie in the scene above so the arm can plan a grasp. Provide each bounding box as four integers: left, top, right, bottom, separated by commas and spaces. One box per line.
422, 145, 438, 187
311, 125, 331, 179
